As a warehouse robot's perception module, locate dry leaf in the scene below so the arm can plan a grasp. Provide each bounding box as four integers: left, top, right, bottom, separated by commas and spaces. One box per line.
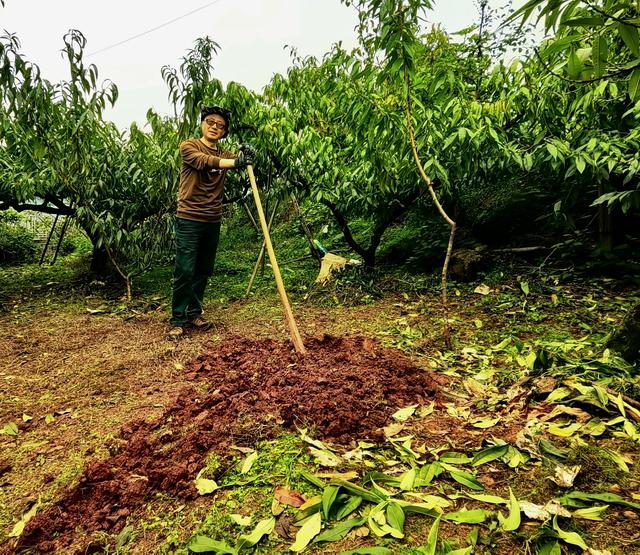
520, 501, 571, 520
474, 284, 492, 295
383, 423, 404, 437
274, 486, 306, 508
274, 515, 296, 540
550, 464, 581, 488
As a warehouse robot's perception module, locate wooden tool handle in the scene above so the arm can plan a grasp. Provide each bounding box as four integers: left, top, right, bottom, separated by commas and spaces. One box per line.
247, 165, 306, 355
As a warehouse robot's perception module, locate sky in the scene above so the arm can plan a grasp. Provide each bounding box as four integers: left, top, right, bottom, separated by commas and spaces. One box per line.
0, 0, 524, 129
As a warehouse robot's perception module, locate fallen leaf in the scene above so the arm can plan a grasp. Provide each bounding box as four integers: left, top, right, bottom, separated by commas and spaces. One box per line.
392, 404, 418, 422
474, 284, 492, 295
194, 468, 219, 495
308, 447, 341, 467
230, 514, 252, 526
315, 471, 358, 481
274, 486, 306, 508
235, 517, 275, 551
418, 402, 435, 417
573, 505, 609, 521
550, 465, 581, 488
9, 499, 41, 537
240, 451, 258, 474
470, 416, 501, 429
290, 511, 321, 552
0, 422, 18, 436
519, 501, 571, 520
274, 515, 295, 540
383, 423, 404, 437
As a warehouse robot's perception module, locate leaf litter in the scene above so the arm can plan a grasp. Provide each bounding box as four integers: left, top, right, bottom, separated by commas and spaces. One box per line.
7, 335, 438, 553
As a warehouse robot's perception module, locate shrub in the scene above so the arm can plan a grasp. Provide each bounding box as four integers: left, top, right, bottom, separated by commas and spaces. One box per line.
0, 219, 39, 264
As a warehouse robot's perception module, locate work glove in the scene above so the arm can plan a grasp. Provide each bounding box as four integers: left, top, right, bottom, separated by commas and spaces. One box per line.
240, 143, 256, 158
234, 149, 253, 169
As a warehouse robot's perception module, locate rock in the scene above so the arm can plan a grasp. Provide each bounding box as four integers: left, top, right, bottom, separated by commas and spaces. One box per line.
449, 247, 488, 282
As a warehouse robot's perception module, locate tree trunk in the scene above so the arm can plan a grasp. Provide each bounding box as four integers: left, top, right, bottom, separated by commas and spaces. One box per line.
90, 245, 109, 275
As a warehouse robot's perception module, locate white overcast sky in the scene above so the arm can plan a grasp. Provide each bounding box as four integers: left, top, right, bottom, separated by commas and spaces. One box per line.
0, 0, 525, 129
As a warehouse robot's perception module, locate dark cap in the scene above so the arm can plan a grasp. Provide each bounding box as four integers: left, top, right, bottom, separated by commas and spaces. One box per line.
200, 105, 231, 138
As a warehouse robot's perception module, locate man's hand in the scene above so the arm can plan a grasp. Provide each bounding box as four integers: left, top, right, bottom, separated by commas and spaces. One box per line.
234, 150, 253, 169
240, 143, 256, 158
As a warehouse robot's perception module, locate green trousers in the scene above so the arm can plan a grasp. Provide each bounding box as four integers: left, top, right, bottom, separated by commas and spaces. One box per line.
170, 217, 221, 327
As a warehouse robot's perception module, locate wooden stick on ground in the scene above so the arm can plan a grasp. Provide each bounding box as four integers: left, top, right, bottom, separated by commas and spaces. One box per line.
247, 165, 306, 355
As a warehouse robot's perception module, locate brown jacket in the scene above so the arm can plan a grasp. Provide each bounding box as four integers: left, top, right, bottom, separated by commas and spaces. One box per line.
176, 139, 235, 223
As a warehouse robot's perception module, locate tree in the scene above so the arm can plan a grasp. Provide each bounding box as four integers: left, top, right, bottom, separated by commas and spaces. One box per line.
511, 0, 640, 220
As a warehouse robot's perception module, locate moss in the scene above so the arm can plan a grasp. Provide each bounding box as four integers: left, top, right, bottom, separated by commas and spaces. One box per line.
565, 442, 626, 488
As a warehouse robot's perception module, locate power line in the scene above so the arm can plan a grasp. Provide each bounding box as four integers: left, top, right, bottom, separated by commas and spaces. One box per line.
86, 0, 222, 57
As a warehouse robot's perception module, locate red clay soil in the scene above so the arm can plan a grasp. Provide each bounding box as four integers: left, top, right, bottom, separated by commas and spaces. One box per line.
9, 335, 438, 554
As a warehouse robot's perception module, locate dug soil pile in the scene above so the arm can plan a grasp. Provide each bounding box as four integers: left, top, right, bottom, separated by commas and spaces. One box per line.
11, 335, 438, 553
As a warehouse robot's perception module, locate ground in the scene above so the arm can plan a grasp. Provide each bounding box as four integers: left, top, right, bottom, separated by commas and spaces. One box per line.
1, 253, 640, 554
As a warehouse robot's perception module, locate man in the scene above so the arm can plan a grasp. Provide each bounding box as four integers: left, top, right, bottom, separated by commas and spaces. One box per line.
169, 105, 254, 338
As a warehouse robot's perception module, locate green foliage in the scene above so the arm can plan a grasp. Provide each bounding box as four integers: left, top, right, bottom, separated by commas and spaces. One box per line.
0, 214, 38, 264
511, 0, 640, 215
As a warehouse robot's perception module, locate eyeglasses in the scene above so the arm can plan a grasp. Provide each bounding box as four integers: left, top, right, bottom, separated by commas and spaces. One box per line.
204, 119, 226, 129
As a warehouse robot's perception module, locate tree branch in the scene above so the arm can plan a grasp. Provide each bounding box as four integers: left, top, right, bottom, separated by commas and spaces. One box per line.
321, 199, 369, 261
0, 199, 75, 216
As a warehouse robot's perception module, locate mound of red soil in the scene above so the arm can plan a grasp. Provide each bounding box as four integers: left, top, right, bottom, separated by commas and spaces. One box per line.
12, 335, 437, 553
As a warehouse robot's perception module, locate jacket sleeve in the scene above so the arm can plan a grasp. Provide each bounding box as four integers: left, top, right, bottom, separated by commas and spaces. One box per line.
180, 140, 223, 170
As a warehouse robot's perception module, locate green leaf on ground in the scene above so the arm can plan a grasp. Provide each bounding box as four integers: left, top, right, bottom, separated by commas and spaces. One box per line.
235, 517, 275, 551
294, 496, 322, 523
386, 502, 405, 535
399, 467, 416, 490
309, 447, 342, 467
560, 491, 640, 510
240, 451, 258, 474
322, 485, 340, 519
552, 515, 588, 549
229, 514, 252, 526
573, 505, 609, 520
331, 479, 386, 503
392, 404, 418, 422
339, 548, 393, 555
194, 469, 219, 496
449, 470, 484, 491
290, 511, 322, 552
9, 499, 40, 538
470, 416, 501, 428
538, 542, 561, 555
313, 517, 366, 543
471, 444, 509, 466
0, 422, 18, 436
335, 495, 363, 520
444, 508, 489, 524
498, 488, 521, 531
539, 439, 568, 458
188, 536, 235, 554
423, 514, 441, 555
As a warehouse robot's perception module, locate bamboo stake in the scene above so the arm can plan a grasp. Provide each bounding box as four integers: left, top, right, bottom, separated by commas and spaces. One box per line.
245, 198, 280, 298
51, 214, 72, 265
39, 213, 59, 265
247, 165, 306, 355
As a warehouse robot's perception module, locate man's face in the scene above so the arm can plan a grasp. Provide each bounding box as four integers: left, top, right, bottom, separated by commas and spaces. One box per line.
201, 115, 226, 142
